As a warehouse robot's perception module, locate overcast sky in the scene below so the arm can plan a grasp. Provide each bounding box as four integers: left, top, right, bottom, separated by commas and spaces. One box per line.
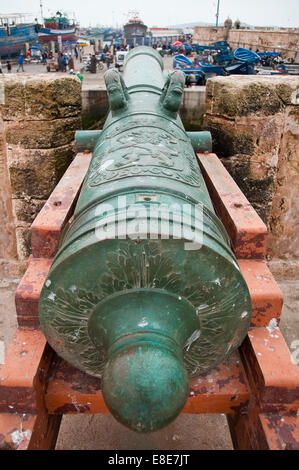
2, 0, 298, 28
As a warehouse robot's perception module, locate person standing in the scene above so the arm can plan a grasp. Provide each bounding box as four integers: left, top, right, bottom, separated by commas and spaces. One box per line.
68, 54, 74, 72
6, 60, 11, 73
90, 54, 97, 73
42, 51, 48, 65
62, 54, 69, 72
58, 53, 63, 72
105, 52, 111, 69
16, 54, 24, 72
0, 61, 2, 74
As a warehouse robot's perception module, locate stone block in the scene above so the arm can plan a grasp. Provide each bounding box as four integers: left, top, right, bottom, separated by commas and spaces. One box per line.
7, 143, 74, 199
15, 222, 31, 260
0, 115, 17, 260
5, 116, 82, 149
0, 74, 82, 121
267, 106, 299, 260
221, 155, 276, 223
204, 115, 257, 157
204, 75, 299, 262
0, 73, 82, 267
0, 76, 26, 121
179, 87, 206, 128
24, 75, 82, 120
205, 113, 284, 161
205, 76, 299, 118
11, 198, 46, 224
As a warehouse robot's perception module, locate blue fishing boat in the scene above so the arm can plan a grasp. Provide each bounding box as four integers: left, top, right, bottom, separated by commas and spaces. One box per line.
234, 47, 260, 64
193, 41, 231, 54
0, 13, 38, 58
199, 59, 256, 77
173, 54, 206, 84
174, 48, 257, 80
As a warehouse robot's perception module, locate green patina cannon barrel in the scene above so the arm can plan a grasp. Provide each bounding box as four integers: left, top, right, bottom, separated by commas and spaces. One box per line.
39, 46, 252, 433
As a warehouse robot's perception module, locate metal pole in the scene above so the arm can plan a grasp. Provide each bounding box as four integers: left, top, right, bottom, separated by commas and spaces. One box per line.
216, 0, 220, 27
40, 0, 44, 24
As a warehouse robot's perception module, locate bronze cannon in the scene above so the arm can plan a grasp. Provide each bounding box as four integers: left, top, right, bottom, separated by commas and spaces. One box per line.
39, 46, 251, 433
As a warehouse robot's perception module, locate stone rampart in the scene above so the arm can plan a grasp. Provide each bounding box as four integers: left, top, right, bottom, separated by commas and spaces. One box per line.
193, 26, 299, 59
0, 74, 82, 275
204, 75, 299, 275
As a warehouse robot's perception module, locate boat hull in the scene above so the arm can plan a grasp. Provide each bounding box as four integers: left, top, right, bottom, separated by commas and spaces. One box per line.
38, 28, 78, 43
0, 24, 38, 57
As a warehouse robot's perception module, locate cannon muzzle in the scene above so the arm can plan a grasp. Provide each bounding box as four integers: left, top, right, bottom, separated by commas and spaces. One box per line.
39, 47, 251, 432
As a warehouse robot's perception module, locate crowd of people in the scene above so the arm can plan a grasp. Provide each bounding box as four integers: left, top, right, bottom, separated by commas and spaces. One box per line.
56, 52, 75, 72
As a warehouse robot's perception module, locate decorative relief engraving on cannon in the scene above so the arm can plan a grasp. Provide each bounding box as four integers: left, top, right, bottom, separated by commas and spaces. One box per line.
42, 240, 250, 378
88, 126, 201, 187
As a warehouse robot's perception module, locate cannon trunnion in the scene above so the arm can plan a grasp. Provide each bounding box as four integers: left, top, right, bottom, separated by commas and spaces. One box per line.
39, 47, 251, 433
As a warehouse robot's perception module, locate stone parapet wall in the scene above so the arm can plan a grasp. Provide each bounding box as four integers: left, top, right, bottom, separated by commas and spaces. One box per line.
193, 26, 228, 45
0, 74, 82, 273
81, 88, 109, 129
193, 26, 299, 59
179, 87, 206, 129
204, 75, 299, 272
81, 87, 207, 131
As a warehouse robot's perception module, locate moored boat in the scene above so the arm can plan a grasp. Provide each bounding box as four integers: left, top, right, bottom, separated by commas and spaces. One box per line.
0, 13, 38, 58
38, 12, 78, 44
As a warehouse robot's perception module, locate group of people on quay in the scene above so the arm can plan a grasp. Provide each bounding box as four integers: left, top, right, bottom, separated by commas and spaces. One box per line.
0, 46, 82, 74
0, 43, 120, 74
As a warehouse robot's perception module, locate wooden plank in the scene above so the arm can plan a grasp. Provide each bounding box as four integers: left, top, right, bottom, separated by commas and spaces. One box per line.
30, 153, 91, 258
0, 328, 47, 413
45, 352, 249, 415
240, 327, 299, 409
27, 412, 62, 450
0, 411, 61, 450
239, 260, 283, 327
197, 153, 268, 259
228, 407, 299, 450
15, 257, 53, 326
183, 352, 250, 414
259, 412, 299, 450
0, 413, 36, 450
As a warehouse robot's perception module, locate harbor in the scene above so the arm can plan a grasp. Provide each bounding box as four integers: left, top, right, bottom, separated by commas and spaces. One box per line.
0, 7, 298, 79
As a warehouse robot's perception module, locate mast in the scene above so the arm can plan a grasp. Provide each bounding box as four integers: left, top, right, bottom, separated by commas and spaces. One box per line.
40, 0, 44, 25
216, 0, 220, 27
